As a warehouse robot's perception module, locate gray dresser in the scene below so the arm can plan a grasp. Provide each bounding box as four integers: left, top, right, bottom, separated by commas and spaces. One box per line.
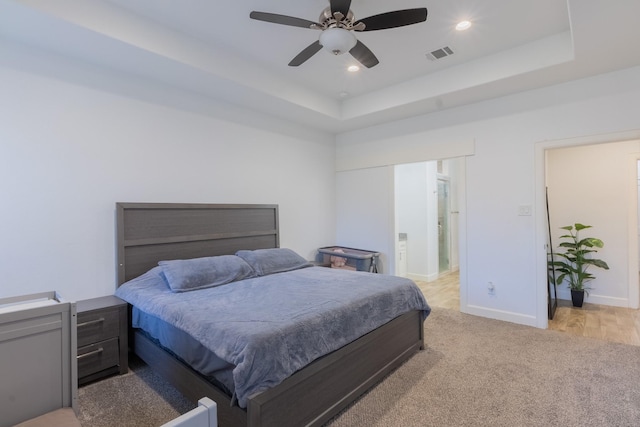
0, 292, 77, 427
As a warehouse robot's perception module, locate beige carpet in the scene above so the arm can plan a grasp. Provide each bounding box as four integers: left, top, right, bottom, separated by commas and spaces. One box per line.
77, 356, 193, 427
328, 308, 640, 426
77, 308, 640, 426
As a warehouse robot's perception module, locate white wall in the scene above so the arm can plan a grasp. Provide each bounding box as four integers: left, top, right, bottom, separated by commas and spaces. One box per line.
395, 162, 431, 280
394, 161, 440, 282
547, 140, 640, 307
335, 167, 395, 274
0, 43, 337, 302
335, 65, 640, 328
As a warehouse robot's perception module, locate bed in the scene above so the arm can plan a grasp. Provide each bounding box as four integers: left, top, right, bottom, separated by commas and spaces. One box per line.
115, 203, 429, 427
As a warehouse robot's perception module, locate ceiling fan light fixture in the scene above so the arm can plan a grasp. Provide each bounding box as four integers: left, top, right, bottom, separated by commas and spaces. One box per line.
319, 27, 357, 55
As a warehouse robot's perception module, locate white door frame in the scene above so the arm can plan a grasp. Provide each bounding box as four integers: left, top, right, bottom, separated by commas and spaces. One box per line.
535, 130, 640, 328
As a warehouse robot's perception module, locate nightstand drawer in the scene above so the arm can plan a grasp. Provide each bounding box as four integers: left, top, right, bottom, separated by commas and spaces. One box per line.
77, 308, 120, 348
77, 338, 120, 378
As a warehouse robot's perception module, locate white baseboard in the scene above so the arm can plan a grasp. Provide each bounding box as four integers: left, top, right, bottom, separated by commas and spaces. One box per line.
463, 305, 538, 328
555, 289, 629, 308
407, 272, 440, 282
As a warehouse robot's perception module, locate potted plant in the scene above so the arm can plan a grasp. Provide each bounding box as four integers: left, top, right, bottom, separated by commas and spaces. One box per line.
552, 223, 609, 307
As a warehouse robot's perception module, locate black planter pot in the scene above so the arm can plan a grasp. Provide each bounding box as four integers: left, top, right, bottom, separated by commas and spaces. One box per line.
571, 289, 585, 307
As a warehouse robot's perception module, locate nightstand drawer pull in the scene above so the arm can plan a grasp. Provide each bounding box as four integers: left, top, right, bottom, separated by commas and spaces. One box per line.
77, 347, 103, 360
77, 318, 105, 328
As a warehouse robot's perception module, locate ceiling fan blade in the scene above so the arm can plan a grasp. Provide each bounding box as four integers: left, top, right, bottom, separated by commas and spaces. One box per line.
357, 8, 428, 31
289, 41, 323, 66
330, 0, 352, 17
349, 40, 379, 68
250, 11, 319, 29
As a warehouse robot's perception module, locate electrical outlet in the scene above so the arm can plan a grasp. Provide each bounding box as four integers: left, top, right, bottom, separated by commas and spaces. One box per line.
487, 282, 495, 295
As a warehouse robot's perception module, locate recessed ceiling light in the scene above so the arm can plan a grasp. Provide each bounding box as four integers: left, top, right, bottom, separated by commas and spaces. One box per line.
347, 65, 360, 72
339, 91, 349, 98
456, 20, 471, 31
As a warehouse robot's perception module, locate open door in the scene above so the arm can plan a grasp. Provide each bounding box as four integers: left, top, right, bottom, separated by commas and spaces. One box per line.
546, 187, 558, 319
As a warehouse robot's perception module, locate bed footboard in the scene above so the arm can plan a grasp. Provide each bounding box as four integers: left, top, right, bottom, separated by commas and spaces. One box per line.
247, 310, 423, 427
134, 331, 247, 426
134, 310, 423, 427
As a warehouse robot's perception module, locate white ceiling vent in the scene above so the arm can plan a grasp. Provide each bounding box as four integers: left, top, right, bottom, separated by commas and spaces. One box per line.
426, 46, 454, 61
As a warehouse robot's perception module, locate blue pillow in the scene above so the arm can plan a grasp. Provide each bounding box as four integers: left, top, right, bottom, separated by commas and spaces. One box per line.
159, 255, 255, 292
235, 248, 312, 276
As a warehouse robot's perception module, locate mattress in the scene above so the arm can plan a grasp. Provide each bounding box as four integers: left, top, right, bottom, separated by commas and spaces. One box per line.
116, 265, 430, 408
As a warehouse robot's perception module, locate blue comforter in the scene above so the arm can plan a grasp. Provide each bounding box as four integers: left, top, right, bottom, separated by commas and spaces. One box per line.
116, 266, 430, 408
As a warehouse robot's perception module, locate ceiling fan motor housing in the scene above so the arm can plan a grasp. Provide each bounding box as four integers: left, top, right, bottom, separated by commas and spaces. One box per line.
319, 7, 356, 28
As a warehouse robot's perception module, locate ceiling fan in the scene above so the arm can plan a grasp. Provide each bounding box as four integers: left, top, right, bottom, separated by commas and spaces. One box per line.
250, 0, 428, 68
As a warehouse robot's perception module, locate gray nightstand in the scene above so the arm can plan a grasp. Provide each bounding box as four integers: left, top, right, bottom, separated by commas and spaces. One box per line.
76, 296, 128, 385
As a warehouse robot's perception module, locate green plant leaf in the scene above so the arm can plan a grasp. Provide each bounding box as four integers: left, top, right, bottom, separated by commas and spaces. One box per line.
559, 242, 577, 248
588, 259, 610, 270
587, 238, 604, 248
578, 238, 595, 248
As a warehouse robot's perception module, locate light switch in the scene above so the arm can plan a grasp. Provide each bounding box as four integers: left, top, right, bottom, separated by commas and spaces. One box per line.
518, 205, 532, 216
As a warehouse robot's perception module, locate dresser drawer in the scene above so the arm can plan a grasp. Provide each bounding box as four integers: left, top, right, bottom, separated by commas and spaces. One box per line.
77, 337, 120, 378
77, 308, 120, 348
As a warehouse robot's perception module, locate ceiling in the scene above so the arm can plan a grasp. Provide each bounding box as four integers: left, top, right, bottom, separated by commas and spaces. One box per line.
2, 0, 640, 134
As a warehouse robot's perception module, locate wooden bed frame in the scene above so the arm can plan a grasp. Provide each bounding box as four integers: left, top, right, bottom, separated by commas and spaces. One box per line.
116, 203, 424, 427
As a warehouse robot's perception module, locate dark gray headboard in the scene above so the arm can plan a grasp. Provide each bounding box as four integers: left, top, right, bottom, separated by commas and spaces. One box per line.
116, 203, 279, 285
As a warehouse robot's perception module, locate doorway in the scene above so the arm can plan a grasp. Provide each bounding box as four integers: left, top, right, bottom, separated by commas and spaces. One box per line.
394, 159, 461, 310
544, 141, 640, 309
